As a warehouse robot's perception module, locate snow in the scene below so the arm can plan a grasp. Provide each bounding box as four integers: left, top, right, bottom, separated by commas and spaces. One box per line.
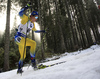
0, 45, 100, 79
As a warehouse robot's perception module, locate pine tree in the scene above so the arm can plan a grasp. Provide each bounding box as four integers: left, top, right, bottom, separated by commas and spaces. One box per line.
4, 0, 11, 71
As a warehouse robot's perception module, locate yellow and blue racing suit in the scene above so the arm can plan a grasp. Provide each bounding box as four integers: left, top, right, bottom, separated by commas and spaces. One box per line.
15, 7, 37, 70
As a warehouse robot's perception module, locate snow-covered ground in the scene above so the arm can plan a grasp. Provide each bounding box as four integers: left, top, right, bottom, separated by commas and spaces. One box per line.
0, 45, 100, 79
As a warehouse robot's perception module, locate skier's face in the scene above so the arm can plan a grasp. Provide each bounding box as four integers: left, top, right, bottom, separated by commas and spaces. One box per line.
30, 15, 38, 22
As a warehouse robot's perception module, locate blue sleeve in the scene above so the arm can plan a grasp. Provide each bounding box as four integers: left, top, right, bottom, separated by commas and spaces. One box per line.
19, 7, 28, 17
35, 30, 45, 33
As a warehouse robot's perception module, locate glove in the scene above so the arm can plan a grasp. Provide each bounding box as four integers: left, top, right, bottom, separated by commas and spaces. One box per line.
27, 2, 31, 7
25, 2, 32, 9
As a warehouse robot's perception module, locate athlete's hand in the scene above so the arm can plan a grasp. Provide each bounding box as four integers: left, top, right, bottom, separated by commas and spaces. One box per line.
25, 2, 32, 9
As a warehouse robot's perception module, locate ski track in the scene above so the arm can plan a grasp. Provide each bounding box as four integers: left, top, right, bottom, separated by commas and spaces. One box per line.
0, 45, 100, 79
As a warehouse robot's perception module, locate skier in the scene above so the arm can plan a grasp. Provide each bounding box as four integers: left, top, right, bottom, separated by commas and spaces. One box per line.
15, 2, 41, 73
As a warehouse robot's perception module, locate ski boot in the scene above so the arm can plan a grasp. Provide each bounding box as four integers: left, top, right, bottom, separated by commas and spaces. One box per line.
17, 69, 23, 74
31, 57, 37, 70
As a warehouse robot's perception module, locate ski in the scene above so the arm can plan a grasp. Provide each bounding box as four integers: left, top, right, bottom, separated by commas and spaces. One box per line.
37, 61, 66, 69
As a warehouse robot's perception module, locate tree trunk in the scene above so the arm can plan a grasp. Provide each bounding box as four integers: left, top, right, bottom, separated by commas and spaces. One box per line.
78, 0, 93, 47
4, 0, 11, 71
65, 0, 75, 49
38, 0, 45, 59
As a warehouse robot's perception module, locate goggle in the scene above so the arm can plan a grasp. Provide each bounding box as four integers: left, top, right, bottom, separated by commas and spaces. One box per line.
35, 16, 38, 19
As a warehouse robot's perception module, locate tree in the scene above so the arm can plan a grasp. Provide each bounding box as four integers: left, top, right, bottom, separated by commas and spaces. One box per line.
4, 0, 11, 71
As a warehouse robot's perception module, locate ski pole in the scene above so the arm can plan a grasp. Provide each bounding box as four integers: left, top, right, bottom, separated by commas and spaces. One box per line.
22, 2, 32, 70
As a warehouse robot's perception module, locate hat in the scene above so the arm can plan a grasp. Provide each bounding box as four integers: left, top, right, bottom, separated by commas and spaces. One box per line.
31, 11, 38, 16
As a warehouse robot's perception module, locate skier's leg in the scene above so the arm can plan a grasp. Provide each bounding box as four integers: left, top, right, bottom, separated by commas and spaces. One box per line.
17, 60, 23, 73
26, 38, 37, 68
15, 36, 27, 59
16, 37, 26, 73
17, 46, 26, 73
19, 45, 26, 60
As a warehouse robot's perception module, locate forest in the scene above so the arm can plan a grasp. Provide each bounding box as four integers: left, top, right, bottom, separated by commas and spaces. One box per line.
0, 0, 100, 72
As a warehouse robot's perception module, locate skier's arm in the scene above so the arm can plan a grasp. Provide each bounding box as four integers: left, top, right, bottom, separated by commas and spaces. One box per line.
19, 7, 28, 17
19, 2, 31, 24
32, 27, 45, 33
35, 28, 49, 33
35, 30, 45, 33
19, 2, 31, 17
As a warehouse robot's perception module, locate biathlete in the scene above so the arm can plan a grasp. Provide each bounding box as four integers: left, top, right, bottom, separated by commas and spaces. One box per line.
15, 3, 43, 73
